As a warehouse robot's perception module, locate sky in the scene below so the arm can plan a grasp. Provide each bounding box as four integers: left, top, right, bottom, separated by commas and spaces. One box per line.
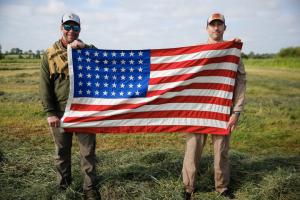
0, 0, 299, 54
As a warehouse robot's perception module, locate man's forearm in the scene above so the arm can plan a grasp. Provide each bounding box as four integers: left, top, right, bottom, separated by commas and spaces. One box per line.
232, 60, 246, 112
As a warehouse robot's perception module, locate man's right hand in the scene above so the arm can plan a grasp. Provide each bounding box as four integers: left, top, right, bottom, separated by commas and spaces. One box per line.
47, 116, 60, 128
70, 39, 86, 49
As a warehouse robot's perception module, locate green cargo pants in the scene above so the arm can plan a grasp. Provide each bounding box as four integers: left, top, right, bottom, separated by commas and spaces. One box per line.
51, 127, 97, 190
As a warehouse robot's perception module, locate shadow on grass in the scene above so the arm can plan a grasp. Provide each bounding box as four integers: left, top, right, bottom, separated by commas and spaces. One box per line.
229, 152, 300, 190
97, 150, 183, 182
96, 150, 299, 194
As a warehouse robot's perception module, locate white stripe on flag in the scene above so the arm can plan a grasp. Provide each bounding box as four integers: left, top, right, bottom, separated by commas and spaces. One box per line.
148, 76, 235, 91
70, 89, 233, 105
66, 103, 231, 117
150, 62, 238, 78
62, 118, 228, 129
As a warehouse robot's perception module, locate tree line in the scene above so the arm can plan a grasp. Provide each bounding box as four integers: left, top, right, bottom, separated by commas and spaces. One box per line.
0, 44, 299, 60
242, 46, 300, 59
0, 45, 44, 59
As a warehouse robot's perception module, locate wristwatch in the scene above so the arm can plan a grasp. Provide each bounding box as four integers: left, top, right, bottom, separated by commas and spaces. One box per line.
233, 111, 241, 117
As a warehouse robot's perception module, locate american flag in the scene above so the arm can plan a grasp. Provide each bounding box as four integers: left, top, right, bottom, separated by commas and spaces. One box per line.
61, 41, 242, 135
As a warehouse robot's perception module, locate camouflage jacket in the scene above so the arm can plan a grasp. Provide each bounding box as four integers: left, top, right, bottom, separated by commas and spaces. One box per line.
39, 40, 95, 117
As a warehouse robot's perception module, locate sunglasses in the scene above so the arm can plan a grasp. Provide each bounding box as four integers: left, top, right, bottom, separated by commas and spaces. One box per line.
63, 24, 80, 32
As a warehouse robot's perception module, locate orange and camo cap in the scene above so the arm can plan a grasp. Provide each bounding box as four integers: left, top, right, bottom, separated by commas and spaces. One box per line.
207, 13, 225, 24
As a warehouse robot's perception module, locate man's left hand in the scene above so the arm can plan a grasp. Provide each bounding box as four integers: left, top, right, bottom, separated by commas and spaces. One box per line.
227, 113, 239, 133
232, 38, 242, 43
70, 39, 86, 49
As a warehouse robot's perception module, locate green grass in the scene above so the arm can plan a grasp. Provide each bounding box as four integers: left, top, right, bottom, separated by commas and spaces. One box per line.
0, 57, 40, 63
0, 58, 299, 199
243, 57, 300, 69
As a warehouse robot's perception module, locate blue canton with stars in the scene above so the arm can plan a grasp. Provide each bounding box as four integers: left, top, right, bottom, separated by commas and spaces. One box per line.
72, 48, 151, 99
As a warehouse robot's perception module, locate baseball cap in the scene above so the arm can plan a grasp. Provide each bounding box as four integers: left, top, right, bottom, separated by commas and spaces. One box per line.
61, 12, 80, 25
207, 13, 225, 24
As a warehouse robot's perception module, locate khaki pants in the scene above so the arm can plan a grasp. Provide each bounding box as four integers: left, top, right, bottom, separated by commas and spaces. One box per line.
182, 133, 230, 193
51, 127, 97, 190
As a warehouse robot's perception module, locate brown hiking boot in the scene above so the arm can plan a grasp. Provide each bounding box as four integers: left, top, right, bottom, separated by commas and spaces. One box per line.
84, 189, 101, 200
58, 177, 72, 191
184, 191, 192, 200
220, 189, 235, 199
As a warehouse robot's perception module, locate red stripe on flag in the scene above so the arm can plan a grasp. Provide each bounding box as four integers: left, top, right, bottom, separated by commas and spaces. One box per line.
64, 125, 230, 135
151, 41, 242, 57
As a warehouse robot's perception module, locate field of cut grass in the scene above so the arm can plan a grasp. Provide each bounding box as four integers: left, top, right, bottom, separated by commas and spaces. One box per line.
243, 57, 300, 69
0, 58, 299, 200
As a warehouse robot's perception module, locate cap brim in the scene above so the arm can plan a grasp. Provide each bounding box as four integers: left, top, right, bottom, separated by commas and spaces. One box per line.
62, 20, 80, 25
208, 19, 225, 24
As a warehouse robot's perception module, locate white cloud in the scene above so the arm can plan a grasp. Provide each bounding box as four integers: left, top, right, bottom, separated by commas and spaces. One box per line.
0, 0, 299, 53
86, 0, 103, 6
35, 0, 66, 15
